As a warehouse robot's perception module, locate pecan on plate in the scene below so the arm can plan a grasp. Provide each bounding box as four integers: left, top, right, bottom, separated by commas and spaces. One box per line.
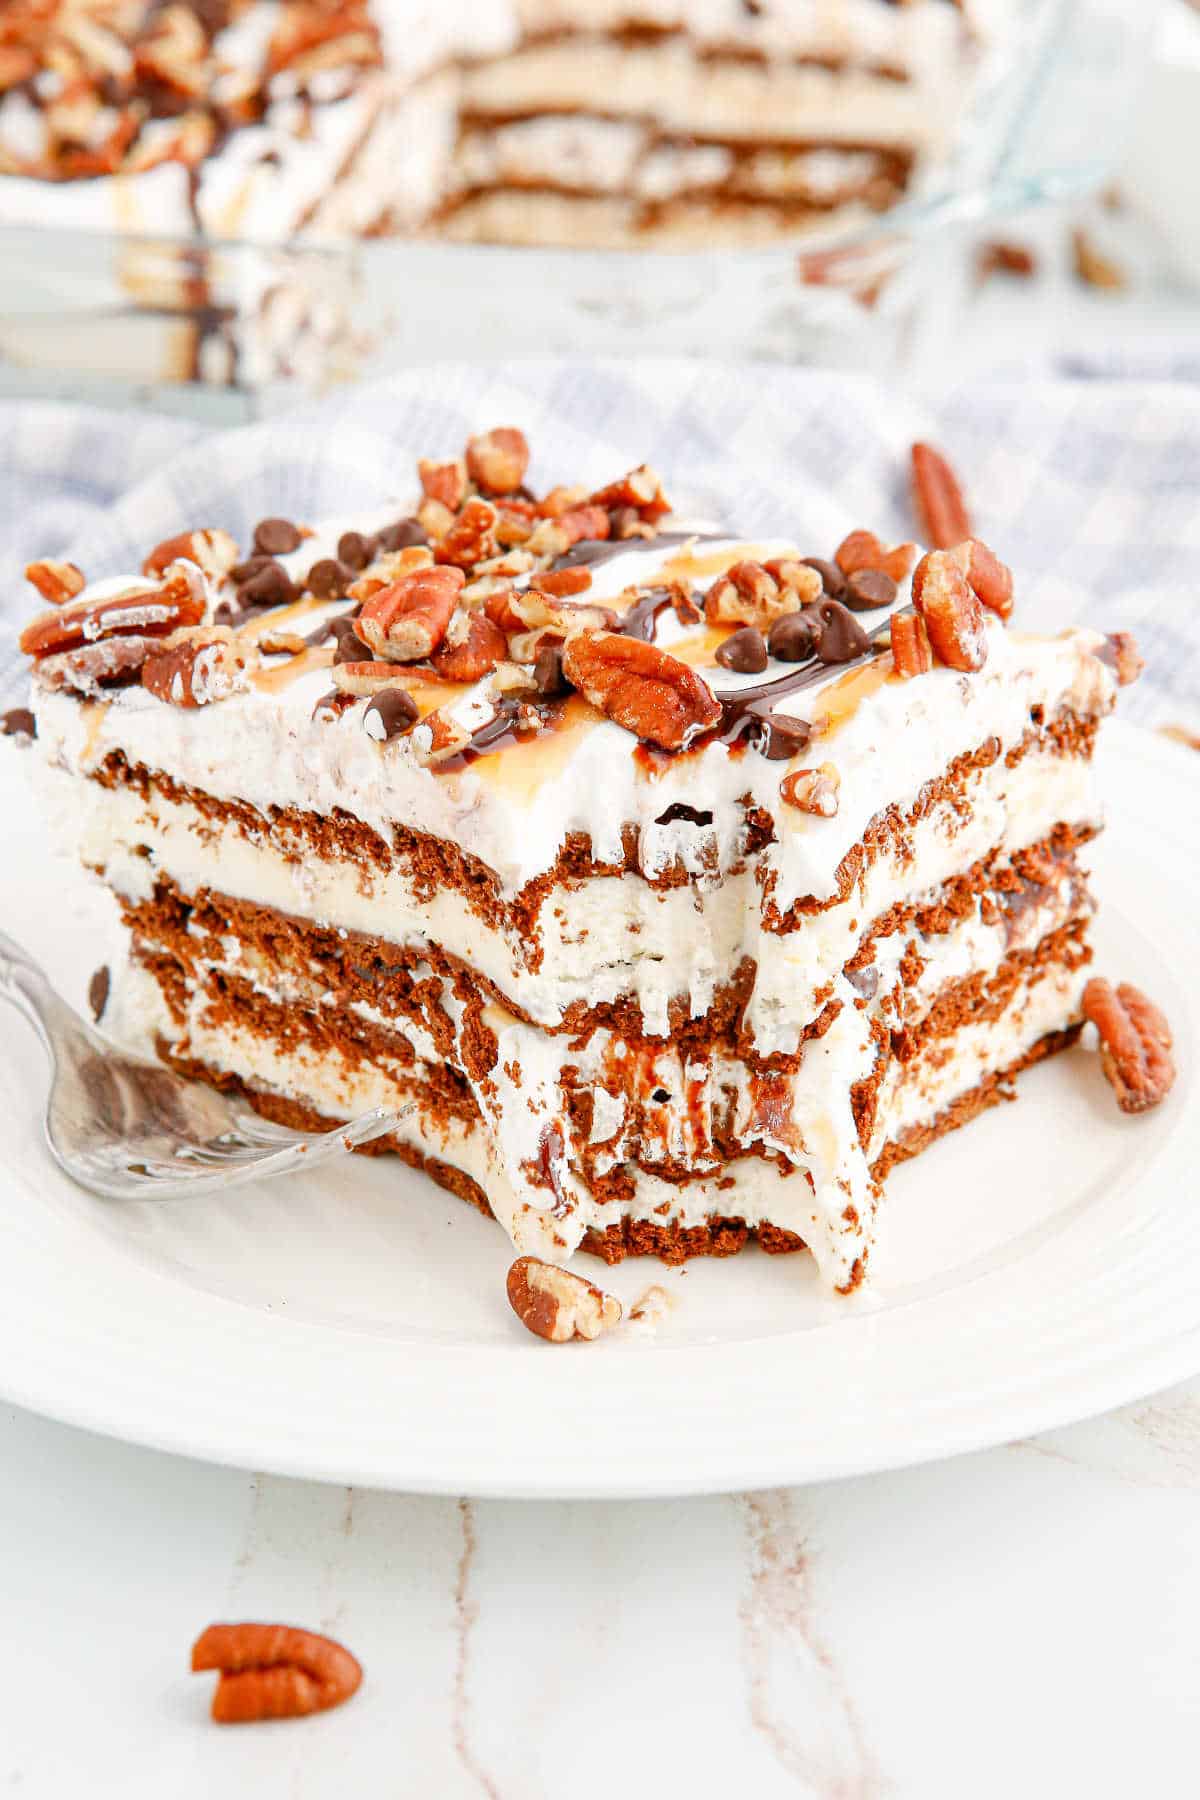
910, 442, 972, 549
1082, 979, 1175, 1114
911, 549, 988, 672
357, 566, 464, 661
25, 560, 85, 605
506, 1256, 622, 1343
191, 1623, 362, 1724
561, 631, 721, 751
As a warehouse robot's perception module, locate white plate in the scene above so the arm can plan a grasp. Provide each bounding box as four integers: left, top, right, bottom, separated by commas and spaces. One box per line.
0, 721, 1195, 1497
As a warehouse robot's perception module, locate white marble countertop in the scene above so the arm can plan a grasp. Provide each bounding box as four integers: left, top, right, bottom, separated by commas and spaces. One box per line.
5, 1381, 1200, 1797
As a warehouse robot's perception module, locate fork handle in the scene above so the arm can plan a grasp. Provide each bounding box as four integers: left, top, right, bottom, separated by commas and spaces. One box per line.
0, 928, 85, 1057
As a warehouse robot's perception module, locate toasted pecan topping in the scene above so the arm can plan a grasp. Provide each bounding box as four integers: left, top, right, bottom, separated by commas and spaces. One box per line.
141, 627, 245, 708
357, 565, 464, 662
561, 631, 721, 751
911, 549, 988, 672
834, 531, 917, 586
20, 569, 204, 660
889, 608, 933, 679
465, 427, 530, 496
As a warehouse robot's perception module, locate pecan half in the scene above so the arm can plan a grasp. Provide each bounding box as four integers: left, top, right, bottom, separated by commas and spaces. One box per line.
191, 1623, 362, 1725
562, 631, 720, 751
531, 567, 593, 599
35, 635, 159, 697
357, 566, 465, 661
780, 763, 840, 816
142, 528, 238, 583
911, 442, 972, 549
890, 608, 933, 679
417, 457, 467, 512
465, 427, 530, 496
506, 1256, 622, 1343
911, 550, 988, 672
1082, 978, 1175, 1114
25, 560, 85, 605
833, 531, 917, 586
142, 627, 245, 707
19, 569, 205, 660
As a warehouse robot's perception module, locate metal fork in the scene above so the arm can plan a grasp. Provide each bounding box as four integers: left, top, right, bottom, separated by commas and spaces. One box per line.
0, 929, 402, 1199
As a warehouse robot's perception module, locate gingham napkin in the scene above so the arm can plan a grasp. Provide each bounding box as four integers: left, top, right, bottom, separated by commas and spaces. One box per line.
1, 361, 1196, 735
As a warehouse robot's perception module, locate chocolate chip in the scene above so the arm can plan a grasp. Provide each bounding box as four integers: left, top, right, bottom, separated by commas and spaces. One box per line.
307, 557, 352, 599
253, 517, 302, 556
88, 964, 110, 1021
239, 560, 296, 606
230, 555, 274, 583
767, 610, 821, 663
814, 599, 872, 664
533, 644, 569, 698
374, 517, 428, 552
844, 569, 897, 612
336, 530, 375, 570
802, 557, 847, 600
333, 627, 372, 664
1, 706, 36, 740
715, 627, 768, 674
364, 687, 419, 742
758, 709, 812, 761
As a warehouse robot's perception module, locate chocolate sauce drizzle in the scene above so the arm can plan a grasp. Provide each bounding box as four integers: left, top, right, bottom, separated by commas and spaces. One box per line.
552, 527, 720, 576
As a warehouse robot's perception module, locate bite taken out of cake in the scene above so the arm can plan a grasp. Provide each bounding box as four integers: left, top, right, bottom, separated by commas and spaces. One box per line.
16, 427, 1155, 1314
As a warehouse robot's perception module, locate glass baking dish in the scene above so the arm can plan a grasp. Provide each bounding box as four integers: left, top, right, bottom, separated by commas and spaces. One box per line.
0, 0, 1167, 420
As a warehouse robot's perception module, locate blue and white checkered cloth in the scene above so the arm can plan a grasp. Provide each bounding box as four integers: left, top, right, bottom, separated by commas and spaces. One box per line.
1, 359, 1196, 734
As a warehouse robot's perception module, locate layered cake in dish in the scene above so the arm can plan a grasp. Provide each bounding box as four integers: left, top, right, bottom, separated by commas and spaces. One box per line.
0, 1, 993, 385
18, 428, 1143, 1294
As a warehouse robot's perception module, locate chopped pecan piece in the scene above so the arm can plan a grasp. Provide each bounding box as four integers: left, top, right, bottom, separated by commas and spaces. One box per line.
889, 609, 933, 679
587, 465, 670, 524
705, 559, 821, 629
834, 531, 918, 586
142, 528, 238, 583
35, 636, 159, 698
506, 1256, 622, 1343
417, 457, 467, 513
562, 631, 720, 751
431, 612, 508, 683
25, 560, 85, 605
435, 499, 500, 571
142, 627, 245, 708
357, 566, 464, 662
1082, 978, 1175, 1114
465, 427, 530, 496
531, 567, 593, 599
911, 549, 988, 672
780, 763, 840, 816
910, 442, 972, 549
